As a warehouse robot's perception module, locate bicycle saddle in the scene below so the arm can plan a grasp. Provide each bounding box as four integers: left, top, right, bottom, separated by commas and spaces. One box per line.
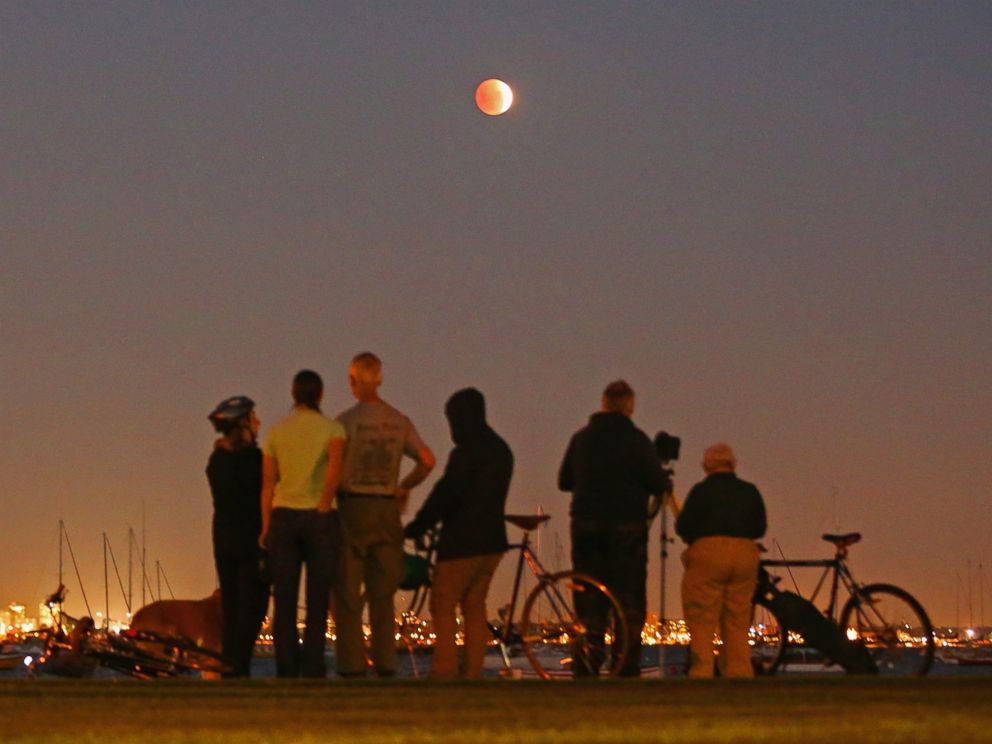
821, 532, 861, 548
504, 514, 551, 531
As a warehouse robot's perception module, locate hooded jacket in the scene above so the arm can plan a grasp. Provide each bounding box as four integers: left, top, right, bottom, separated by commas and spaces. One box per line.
559, 411, 668, 524
405, 388, 513, 561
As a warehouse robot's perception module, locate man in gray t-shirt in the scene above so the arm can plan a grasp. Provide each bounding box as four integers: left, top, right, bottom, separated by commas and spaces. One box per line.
334, 352, 435, 677
338, 403, 428, 497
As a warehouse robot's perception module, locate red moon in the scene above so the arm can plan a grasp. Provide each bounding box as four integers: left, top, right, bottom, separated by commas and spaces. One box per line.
475, 79, 513, 116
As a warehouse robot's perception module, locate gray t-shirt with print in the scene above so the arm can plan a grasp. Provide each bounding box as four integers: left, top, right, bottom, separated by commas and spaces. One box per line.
336, 400, 427, 495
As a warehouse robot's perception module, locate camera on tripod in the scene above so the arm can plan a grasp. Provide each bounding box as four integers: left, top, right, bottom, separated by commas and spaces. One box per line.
653, 431, 681, 468
646, 431, 680, 523
652, 431, 682, 622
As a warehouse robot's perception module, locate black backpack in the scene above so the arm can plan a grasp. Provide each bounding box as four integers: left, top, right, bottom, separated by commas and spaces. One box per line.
766, 589, 877, 674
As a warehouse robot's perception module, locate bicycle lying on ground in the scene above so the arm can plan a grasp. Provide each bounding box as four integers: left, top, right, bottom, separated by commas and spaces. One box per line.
750, 533, 935, 676
27, 586, 234, 679
402, 514, 630, 679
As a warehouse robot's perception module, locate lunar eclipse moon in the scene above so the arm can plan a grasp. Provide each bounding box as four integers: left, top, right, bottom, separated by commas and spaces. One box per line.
475, 79, 513, 116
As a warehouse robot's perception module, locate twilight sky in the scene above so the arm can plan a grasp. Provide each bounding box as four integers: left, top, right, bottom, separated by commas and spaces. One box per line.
2, 2, 990, 626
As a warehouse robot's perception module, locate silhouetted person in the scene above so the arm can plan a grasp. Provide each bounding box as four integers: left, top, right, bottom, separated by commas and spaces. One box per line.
206, 395, 270, 677
405, 388, 513, 679
676, 443, 766, 678
335, 352, 435, 677
558, 380, 669, 677
260, 370, 345, 678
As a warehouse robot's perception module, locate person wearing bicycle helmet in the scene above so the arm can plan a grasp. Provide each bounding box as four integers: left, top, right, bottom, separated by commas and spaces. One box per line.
676, 443, 766, 678
206, 395, 270, 677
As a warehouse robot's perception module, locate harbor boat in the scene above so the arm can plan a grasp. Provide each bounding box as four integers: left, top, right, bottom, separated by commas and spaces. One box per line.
943, 647, 992, 666
0, 653, 26, 671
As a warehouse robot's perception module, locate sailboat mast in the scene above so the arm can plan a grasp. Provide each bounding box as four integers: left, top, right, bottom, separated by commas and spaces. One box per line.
128, 527, 133, 618
141, 502, 147, 607
58, 519, 64, 588
103, 533, 109, 628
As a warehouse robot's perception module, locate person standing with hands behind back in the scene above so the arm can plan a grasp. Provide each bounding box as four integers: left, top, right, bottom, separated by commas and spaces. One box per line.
335, 352, 435, 677
260, 370, 345, 678
676, 443, 766, 679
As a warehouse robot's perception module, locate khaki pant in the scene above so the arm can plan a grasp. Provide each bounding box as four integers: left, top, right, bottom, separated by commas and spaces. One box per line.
429, 553, 502, 680
681, 536, 760, 679
335, 497, 404, 676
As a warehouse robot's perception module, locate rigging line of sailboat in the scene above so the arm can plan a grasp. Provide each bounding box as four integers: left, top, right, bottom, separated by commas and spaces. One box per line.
58, 520, 93, 618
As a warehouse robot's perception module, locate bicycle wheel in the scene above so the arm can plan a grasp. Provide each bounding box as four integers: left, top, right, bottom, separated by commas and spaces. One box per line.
401, 582, 430, 617
749, 594, 788, 675
839, 583, 934, 676
117, 629, 235, 676
169, 640, 233, 675
520, 571, 629, 679
85, 636, 177, 679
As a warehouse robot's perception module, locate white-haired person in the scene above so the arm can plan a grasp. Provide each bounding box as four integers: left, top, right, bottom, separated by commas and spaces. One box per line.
675, 443, 767, 678
334, 352, 435, 677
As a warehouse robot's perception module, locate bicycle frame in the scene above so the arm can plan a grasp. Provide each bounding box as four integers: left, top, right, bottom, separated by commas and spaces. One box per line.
493, 530, 553, 664
760, 551, 863, 623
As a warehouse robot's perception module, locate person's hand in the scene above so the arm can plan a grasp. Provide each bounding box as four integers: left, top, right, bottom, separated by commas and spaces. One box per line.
258, 529, 268, 549
396, 486, 410, 514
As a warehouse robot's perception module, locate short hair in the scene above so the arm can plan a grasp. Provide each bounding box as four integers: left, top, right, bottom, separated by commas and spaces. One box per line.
602, 380, 635, 414
350, 352, 383, 385
702, 443, 737, 473
292, 369, 323, 410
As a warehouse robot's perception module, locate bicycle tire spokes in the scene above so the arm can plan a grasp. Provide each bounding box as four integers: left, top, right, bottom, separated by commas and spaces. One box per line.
116, 629, 234, 676
520, 571, 629, 679
840, 584, 934, 676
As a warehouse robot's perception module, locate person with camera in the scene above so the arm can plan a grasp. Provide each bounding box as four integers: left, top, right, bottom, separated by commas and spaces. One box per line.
676, 443, 766, 678
558, 380, 670, 677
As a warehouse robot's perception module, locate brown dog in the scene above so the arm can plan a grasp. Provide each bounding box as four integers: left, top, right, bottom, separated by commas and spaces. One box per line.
130, 590, 223, 676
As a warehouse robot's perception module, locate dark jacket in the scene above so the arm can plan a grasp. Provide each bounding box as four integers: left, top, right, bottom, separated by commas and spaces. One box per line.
405, 389, 513, 562
558, 411, 669, 524
206, 444, 263, 557
675, 471, 767, 544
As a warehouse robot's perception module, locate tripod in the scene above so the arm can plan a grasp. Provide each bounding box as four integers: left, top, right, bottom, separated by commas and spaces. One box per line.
657, 463, 680, 625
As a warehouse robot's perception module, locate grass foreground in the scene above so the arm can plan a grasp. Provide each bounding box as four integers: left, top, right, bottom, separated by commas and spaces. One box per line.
3, 677, 992, 743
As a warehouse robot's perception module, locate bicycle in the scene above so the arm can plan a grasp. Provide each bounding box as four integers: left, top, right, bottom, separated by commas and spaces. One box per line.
750, 533, 935, 676
27, 586, 234, 679
402, 514, 630, 679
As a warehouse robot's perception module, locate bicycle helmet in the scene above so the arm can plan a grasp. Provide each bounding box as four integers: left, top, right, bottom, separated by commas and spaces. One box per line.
208, 395, 255, 433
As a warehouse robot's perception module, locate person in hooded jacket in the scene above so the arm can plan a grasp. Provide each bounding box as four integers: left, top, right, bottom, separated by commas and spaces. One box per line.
206, 395, 270, 677
405, 388, 514, 679
558, 380, 669, 677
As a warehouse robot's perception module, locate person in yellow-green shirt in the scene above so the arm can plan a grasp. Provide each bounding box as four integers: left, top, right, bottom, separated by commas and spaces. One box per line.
261, 369, 345, 678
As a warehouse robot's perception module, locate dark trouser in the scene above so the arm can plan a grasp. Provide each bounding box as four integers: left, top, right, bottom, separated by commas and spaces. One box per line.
266, 508, 339, 678
571, 518, 647, 677
213, 533, 270, 677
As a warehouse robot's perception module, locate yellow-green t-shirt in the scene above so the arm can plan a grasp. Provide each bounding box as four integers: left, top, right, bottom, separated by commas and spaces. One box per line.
262, 408, 345, 510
